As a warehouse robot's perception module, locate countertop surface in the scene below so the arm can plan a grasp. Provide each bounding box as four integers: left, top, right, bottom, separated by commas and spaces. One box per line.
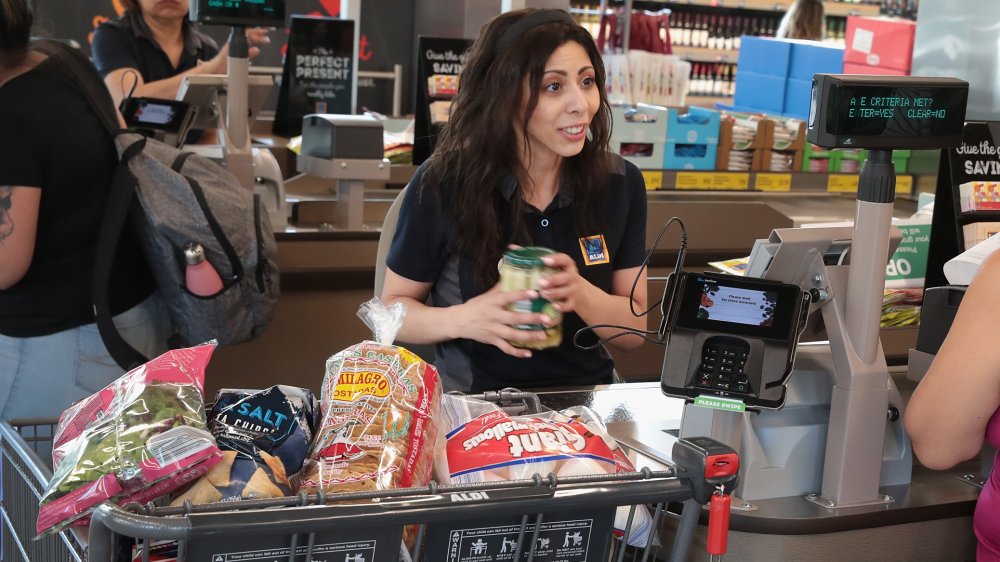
530, 381, 981, 535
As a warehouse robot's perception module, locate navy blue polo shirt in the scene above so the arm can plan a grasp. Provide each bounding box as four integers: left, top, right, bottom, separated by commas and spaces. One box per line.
92, 10, 219, 85
387, 155, 648, 392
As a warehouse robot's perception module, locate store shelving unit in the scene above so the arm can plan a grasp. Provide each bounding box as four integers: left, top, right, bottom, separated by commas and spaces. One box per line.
617, 0, 879, 16
638, 169, 916, 194
574, 0, 882, 108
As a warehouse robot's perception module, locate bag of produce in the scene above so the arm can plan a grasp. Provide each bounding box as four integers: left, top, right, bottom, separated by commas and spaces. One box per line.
434, 393, 654, 546
170, 385, 319, 505
294, 298, 442, 495
36, 343, 223, 537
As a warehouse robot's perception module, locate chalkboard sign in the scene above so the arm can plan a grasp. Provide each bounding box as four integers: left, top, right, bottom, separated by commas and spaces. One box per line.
412, 36, 473, 165
273, 15, 355, 137
925, 121, 1000, 288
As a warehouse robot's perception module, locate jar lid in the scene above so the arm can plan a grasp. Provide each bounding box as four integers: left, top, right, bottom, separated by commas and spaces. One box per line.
504, 246, 555, 267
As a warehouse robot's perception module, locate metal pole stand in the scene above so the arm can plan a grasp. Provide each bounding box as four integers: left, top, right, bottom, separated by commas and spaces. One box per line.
222, 26, 255, 190
805, 148, 901, 509
295, 156, 390, 230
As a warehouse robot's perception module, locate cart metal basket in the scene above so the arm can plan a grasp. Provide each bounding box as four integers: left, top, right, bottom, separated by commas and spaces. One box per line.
1, 419, 85, 562
2, 391, 735, 562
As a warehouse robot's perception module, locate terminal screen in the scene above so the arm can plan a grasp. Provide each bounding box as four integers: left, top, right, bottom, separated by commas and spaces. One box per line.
134, 102, 176, 126
674, 273, 801, 341
826, 84, 967, 139
697, 280, 777, 328
192, 0, 285, 27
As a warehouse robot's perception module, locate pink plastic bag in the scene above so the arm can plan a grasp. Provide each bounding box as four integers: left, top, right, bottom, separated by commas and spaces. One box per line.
36, 343, 223, 537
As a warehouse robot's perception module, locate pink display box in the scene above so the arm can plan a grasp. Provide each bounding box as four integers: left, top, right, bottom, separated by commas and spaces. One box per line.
842, 62, 909, 76
844, 16, 916, 73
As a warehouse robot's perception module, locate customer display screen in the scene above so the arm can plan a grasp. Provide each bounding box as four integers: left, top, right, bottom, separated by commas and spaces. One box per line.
808, 75, 968, 149
674, 273, 801, 341
121, 99, 191, 132
826, 85, 966, 138
190, 0, 285, 27
134, 102, 177, 125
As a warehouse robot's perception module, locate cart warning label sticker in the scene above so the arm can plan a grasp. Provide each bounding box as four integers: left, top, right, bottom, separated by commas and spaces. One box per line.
444, 519, 594, 562
206, 540, 376, 561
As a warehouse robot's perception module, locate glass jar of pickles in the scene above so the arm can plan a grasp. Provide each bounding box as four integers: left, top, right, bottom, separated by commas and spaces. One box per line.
499, 247, 563, 350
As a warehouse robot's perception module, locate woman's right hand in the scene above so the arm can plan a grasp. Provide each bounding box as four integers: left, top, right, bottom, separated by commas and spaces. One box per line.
199, 27, 271, 74
453, 286, 553, 358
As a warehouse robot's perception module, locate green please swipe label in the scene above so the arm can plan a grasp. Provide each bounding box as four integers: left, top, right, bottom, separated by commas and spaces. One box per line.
694, 396, 746, 412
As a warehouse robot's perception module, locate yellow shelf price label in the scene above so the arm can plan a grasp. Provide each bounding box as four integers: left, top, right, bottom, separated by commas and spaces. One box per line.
641, 170, 664, 191
827, 174, 859, 193
675, 172, 750, 190
755, 173, 792, 192
827, 174, 913, 194
895, 175, 913, 194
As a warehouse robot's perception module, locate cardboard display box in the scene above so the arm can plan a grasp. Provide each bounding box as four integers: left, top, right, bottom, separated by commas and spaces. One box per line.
610, 103, 669, 143
716, 116, 769, 172
845, 16, 917, 74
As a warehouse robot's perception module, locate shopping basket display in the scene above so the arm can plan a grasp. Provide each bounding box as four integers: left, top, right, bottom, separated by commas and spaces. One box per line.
2, 391, 737, 562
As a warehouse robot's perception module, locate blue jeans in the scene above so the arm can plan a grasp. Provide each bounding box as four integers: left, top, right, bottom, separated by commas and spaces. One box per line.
0, 294, 172, 421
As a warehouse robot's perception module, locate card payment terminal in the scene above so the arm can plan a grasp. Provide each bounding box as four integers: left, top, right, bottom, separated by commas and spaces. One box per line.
661, 272, 811, 409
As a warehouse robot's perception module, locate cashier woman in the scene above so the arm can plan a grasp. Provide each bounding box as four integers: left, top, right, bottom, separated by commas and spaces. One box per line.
92, 0, 270, 110
382, 9, 649, 393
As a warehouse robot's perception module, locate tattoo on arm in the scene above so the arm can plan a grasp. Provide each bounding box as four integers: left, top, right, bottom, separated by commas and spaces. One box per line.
0, 186, 14, 244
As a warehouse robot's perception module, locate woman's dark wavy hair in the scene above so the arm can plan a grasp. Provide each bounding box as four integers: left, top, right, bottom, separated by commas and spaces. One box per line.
0, 0, 32, 64
421, 9, 613, 289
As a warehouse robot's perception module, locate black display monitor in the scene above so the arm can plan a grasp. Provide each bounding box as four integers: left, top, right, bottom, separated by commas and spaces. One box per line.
807, 74, 969, 149
189, 0, 285, 27
673, 272, 802, 342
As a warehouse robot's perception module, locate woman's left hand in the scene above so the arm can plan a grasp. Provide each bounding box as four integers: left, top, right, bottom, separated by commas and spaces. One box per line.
538, 253, 582, 313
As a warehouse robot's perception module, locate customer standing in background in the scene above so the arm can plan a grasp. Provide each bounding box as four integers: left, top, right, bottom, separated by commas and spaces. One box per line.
0, 0, 171, 419
776, 0, 825, 40
91, 0, 270, 109
381, 9, 649, 393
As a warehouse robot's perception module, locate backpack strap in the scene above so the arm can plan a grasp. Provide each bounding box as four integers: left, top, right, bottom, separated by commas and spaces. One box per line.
34, 41, 152, 370
92, 136, 151, 371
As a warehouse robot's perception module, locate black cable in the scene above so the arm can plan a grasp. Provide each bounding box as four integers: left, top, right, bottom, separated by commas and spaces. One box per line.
119, 70, 139, 108
573, 217, 689, 351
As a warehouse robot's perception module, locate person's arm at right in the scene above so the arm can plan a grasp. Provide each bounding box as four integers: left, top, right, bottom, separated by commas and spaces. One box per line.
905, 250, 1000, 469
381, 268, 550, 358
0, 185, 40, 289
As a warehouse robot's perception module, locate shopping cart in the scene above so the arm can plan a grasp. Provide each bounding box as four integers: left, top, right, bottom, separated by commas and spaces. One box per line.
3, 391, 737, 562
0, 419, 85, 562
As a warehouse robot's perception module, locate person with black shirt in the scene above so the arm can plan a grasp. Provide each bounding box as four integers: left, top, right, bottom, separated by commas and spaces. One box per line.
382, 9, 649, 392
91, 0, 270, 110
0, 0, 170, 419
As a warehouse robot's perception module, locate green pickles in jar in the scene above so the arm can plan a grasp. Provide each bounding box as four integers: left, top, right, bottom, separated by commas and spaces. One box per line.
500, 247, 563, 350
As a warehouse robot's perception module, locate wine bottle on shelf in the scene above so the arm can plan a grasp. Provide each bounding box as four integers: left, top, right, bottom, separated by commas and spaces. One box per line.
707, 14, 718, 49
733, 16, 743, 50
680, 11, 693, 47
713, 64, 725, 96
698, 12, 710, 47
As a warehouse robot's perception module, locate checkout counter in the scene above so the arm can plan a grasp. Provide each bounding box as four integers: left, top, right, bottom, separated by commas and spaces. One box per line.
192, 69, 978, 560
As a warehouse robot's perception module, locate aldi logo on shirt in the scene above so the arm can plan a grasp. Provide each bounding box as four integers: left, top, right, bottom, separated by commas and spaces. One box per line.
579, 234, 610, 266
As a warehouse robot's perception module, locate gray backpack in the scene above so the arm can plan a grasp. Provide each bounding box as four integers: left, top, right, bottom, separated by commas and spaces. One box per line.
96, 134, 280, 369
42, 41, 280, 369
